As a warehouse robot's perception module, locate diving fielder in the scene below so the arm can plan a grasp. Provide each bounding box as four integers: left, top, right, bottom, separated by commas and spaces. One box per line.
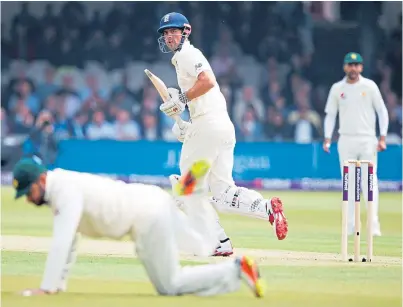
323, 52, 389, 236
12, 158, 264, 297
157, 12, 288, 256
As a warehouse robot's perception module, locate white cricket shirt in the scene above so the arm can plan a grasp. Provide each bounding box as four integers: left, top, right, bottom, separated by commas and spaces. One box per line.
324, 76, 389, 138
171, 41, 228, 120
40, 169, 171, 291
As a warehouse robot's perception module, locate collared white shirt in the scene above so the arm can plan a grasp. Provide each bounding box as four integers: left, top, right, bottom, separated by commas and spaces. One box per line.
171, 41, 228, 119
40, 169, 169, 291
325, 76, 389, 137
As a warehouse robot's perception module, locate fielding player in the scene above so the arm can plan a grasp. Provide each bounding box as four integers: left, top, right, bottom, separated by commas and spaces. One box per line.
12, 158, 264, 298
156, 12, 288, 256
323, 52, 389, 236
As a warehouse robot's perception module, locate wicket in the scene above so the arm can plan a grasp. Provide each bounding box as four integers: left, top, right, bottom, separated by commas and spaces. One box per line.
341, 160, 374, 262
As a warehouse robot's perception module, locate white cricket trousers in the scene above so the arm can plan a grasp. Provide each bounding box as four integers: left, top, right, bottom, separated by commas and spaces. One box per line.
337, 135, 380, 230
133, 191, 241, 296
179, 115, 236, 197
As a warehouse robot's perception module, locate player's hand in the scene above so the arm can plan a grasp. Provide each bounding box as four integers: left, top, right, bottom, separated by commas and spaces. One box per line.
19, 288, 59, 296
172, 120, 190, 142
377, 137, 387, 152
322, 139, 331, 153
160, 90, 189, 117
160, 98, 185, 117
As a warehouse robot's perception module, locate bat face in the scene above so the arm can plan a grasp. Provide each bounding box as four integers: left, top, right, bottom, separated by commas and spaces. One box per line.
144, 69, 170, 102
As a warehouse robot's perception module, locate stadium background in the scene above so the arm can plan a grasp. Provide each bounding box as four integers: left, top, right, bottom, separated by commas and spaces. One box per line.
1, 1, 402, 190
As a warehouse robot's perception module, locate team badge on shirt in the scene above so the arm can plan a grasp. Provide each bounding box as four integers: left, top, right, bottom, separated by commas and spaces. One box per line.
195, 63, 203, 74
361, 92, 366, 97
340, 93, 346, 99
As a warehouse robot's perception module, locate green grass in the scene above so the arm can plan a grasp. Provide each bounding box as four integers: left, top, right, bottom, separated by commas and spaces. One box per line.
1, 187, 402, 306
2, 251, 401, 307
2, 187, 401, 256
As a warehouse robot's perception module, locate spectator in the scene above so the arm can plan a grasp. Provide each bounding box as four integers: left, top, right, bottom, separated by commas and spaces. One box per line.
386, 108, 402, 144
53, 99, 71, 140
110, 73, 141, 120
289, 104, 321, 144
141, 87, 161, 115
233, 86, 265, 126
142, 112, 159, 141
161, 115, 177, 142
36, 66, 59, 103
236, 107, 263, 142
260, 56, 289, 90
57, 74, 82, 118
23, 110, 58, 166
385, 92, 402, 124
261, 80, 283, 106
80, 74, 108, 112
68, 111, 88, 139
288, 90, 321, 129
86, 110, 115, 140
12, 104, 34, 134
114, 109, 141, 141
211, 45, 236, 79
272, 96, 289, 119
42, 94, 58, 114
8, 80, 40, 115
264, 110, 292, 141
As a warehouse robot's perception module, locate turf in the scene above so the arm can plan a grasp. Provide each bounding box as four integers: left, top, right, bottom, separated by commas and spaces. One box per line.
1, 187, 402, 306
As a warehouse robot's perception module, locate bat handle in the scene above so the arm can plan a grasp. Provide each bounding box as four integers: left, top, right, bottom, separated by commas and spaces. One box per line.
173, 115, 186, 129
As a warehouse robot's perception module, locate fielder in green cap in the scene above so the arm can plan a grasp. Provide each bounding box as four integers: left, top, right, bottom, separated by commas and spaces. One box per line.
12, 157, 48, 204
343, 52, 364, 82
11, 158, 264, 298
322, 52, 389, 238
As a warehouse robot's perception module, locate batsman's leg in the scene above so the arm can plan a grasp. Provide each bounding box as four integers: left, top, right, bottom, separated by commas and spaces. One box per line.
178, 130, 234, 255
209, 142, 288, 240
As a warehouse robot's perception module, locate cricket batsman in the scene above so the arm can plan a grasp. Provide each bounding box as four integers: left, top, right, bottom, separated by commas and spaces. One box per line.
12, 157, 264, 297
323, 52, 389, 236
156, 12, 288, 256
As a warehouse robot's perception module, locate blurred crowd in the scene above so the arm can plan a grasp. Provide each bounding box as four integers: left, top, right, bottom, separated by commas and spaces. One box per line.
1, 2, 402, 145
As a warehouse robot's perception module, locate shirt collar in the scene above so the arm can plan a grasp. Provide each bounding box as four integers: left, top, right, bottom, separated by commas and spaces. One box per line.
172, 40, 190, 63
343, 75, 362, 85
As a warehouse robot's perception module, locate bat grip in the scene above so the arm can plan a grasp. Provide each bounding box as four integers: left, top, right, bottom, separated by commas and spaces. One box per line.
173, 115, 186, 129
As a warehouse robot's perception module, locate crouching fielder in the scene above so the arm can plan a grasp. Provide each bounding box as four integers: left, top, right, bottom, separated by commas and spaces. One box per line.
12, 158, 264, 297
157, 12, 288, 256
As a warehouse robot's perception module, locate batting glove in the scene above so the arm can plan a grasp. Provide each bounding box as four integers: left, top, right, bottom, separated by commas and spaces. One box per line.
172, 120, 190, 142
160, 88, 189, 117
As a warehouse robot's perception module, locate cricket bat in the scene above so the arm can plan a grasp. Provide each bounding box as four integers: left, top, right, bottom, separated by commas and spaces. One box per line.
144, 69, 186, 129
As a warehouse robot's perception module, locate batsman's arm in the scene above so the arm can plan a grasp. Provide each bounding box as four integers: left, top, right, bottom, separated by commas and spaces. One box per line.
185, 71, 215, 101
181, 50, 215, 101
40, 185, 83, 292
